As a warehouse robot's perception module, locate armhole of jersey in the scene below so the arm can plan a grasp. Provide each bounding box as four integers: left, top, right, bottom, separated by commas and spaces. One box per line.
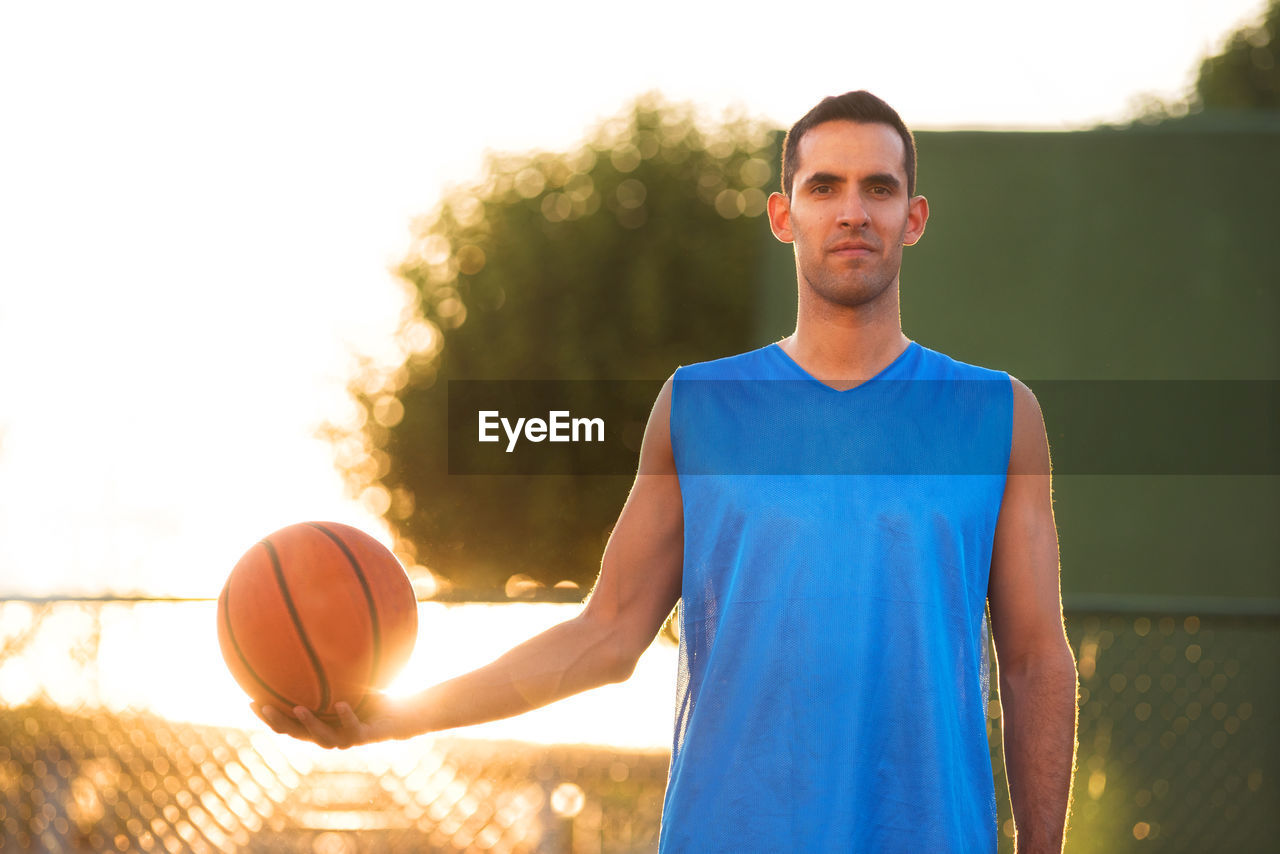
992, 373, 1017, 517
668, 367, 684, 476
1003, 372, 1017, 477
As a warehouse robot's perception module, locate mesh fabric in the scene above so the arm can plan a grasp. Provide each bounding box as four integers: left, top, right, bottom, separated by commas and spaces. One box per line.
661, 342, 1012, 853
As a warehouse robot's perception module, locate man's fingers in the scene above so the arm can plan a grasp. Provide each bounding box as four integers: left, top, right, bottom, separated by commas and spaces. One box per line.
295, 706, 353, 747
335, 702, 362, 731
254, 701, 381, 749
255, 703, 303, 737
293, 706, 340, 748
250, 702, 276, 729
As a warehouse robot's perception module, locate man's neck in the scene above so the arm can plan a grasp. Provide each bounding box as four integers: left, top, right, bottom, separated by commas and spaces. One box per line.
779, 290, 911, 390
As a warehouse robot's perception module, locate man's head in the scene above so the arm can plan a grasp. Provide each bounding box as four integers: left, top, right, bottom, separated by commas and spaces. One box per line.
767, 92, 928, 313
781, 91, 917, 198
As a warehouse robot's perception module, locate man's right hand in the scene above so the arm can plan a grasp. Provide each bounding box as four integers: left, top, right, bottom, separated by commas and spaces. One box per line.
253, 695, 408, 749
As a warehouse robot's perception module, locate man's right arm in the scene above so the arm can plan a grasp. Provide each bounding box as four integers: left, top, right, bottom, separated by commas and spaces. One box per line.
258, 375, 684, 748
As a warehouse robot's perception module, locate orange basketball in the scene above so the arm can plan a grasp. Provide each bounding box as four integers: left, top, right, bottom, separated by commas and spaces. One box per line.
217, 521, 418, 723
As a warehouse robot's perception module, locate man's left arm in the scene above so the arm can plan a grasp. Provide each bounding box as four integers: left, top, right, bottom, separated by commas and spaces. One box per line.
988, 377, 1079, 854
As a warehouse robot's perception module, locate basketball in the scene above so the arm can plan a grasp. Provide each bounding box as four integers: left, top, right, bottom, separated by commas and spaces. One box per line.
217, 521, 418, 723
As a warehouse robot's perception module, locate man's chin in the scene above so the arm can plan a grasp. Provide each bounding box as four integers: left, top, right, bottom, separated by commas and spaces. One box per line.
802, 272, 895, 309
813, 286, 893, 310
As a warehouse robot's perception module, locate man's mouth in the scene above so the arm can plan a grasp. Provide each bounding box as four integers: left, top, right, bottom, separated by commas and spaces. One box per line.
828, 240, 875, 257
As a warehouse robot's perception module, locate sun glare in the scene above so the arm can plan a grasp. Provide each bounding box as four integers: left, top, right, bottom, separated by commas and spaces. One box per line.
0, 599, 676, 749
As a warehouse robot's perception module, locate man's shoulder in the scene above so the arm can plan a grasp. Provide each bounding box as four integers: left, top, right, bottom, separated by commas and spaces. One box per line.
912, 342, 1010, 383
673, 344, 779, 381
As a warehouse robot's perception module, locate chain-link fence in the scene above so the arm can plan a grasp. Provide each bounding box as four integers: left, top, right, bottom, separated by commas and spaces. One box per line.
1000, 602, 1279, 854
0, 703, 667, 854
0, 598, 1275, 852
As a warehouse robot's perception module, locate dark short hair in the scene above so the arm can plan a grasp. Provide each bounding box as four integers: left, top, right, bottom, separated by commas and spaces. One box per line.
781, 91, 917, 197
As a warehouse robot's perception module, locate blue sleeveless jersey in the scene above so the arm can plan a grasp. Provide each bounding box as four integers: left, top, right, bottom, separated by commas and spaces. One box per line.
661, 341, 1013, 853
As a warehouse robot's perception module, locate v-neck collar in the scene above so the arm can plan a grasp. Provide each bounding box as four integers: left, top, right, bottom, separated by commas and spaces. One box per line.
766, 340, 919, 393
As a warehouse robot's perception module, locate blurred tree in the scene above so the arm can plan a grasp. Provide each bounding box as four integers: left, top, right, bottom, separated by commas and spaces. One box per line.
328, 95, 779, 593
1129, 0, 1279, 122
1194, 0, 1279, 109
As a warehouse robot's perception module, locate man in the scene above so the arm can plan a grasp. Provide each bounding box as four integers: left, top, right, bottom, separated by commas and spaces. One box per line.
259, 91, 1078, 853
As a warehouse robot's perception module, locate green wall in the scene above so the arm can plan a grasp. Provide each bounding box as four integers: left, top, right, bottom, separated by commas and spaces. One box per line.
756, 126, 1279, 598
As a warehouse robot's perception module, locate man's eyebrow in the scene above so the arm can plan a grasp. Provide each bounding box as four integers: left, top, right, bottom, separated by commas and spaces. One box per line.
862, 172, 902, 189
801, 171, 846, 187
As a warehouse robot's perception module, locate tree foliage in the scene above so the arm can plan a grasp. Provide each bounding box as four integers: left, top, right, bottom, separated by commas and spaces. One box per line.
1130, 0, 1279, 122
1194, 0, 1279, 109
333, 96, 781, 593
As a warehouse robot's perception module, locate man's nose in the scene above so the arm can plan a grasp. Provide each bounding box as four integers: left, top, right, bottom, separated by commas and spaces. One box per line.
837, 194, 870, 228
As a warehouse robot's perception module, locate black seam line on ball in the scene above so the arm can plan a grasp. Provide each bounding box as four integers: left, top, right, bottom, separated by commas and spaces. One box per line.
262, 537, 331, 713
219, 583, 300, 710
306, 522, 383, 688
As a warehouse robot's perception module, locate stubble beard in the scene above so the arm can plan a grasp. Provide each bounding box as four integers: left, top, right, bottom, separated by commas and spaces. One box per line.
798, 239, 905, 310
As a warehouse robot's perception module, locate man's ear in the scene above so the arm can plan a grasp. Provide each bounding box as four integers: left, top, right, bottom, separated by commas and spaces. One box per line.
767, 192, 794, 243
903, 194, 929, 246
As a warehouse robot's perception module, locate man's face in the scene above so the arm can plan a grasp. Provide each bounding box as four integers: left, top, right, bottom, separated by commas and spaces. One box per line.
768, 120, 928, 310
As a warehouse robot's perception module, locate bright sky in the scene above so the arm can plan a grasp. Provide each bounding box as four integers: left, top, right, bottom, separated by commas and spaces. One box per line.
0, 0, 1269, 597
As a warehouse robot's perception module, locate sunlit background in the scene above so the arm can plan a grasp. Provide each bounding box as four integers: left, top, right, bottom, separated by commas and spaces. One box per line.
0, 1, 1276, 851
0, 0, 1267, 598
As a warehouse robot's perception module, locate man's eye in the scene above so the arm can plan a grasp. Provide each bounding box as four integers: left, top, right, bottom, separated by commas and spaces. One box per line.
812, 185, 832, 195
869, 186, 891, 196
